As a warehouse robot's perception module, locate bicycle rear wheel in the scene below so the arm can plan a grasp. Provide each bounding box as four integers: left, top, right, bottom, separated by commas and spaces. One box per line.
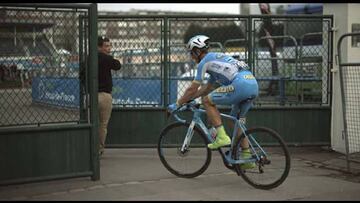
232, 127, 291, 190
158, 122, 211, 178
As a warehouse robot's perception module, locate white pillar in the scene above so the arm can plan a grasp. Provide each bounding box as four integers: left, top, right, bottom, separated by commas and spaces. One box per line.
325, 3, 360, 154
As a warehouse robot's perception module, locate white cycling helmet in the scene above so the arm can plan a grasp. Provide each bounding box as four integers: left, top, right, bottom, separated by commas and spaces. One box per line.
186, 35, 210, 51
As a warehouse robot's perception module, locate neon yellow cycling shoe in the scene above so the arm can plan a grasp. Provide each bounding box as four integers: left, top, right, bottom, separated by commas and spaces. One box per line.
207, 135, 231, 150
240, 149, 256, 169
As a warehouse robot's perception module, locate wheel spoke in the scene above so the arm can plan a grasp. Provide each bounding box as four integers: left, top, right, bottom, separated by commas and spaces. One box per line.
233, 127, 291, 189
158, 122, 211, 178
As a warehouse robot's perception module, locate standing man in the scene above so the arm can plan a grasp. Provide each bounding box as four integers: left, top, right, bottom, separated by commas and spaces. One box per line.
98, 36, 121, 156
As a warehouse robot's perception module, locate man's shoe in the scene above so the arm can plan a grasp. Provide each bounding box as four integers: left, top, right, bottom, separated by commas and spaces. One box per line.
99, 148, 104, 159
207, 135, 231, 149
240, 150, 256, 169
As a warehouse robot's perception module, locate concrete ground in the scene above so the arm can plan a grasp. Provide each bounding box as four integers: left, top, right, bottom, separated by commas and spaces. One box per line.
0, 146, 360, 201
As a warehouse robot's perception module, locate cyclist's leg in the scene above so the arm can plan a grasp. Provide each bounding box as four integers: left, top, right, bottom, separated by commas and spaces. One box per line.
204, 85, 237, 149
202, 96, 222, 129
228, 100, 257, 169
227, 70, 258, 143
228, 70, 259, 137
227, 71, 258, 168
236, 99, 255, 149
228, 99, 254, 148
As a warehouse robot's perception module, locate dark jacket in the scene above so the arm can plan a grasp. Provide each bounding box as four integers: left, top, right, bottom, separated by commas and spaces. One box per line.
98, 52, 121, 93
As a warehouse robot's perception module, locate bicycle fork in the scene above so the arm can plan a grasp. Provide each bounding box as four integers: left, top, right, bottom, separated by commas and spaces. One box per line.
180, 112, 211, 153
180, 121, 196, 153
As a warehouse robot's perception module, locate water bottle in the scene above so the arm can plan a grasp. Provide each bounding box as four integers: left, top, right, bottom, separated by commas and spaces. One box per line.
208, 127, 217, 140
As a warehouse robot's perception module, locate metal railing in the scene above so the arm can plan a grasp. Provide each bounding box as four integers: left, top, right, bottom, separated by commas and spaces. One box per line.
0, 13, 333, 118
0, 3, 99, 185
96, 15, 332, 108
337, 32, 360, 173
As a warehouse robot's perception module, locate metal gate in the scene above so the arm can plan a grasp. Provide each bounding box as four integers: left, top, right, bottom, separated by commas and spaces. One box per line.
0, 9, 335, 184
99, 14, 333, 148
98, 14, 333, 108
0, 3, 99, 185
337, 32, 360, 173
251, 15, 332, 106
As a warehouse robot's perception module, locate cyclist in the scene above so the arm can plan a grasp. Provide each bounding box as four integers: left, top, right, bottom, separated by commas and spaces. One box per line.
168, 35, 259, 168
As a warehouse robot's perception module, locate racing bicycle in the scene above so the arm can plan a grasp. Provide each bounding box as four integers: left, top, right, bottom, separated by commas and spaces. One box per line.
157, 101, 291, 190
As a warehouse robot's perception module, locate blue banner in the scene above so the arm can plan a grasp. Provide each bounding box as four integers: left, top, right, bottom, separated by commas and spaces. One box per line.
32, 77, 178, 108
112, 79, 177, 105
32, 77, 80, 108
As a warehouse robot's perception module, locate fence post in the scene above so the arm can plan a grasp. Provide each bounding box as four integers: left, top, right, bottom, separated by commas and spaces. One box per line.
88, 3, 100, 181
248, 16, 253, 70
163, 17, 169, 106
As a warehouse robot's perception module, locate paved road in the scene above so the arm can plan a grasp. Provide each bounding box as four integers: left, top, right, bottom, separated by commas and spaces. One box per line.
0, 147, 359, 201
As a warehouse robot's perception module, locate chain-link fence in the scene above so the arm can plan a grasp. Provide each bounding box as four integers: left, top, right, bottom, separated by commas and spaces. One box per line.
98, 15, 332, 108
0, 5, 92, 127
98, 16, 164, 107
252, 16, 332, 106
337, 32, 360, 173
0, 13, 333, 127
0, 3, 100, 185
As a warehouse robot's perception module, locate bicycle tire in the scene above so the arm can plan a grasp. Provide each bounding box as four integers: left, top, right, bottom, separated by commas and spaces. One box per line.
232, 127, 291, 190
158, 122, 212, 178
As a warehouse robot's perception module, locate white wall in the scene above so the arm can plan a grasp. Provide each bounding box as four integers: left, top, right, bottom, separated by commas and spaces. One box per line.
325, 3, 360, 154
347, 4, 360, 63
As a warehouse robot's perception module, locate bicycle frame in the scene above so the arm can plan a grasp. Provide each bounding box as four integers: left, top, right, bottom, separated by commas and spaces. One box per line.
172, 104, 267, 165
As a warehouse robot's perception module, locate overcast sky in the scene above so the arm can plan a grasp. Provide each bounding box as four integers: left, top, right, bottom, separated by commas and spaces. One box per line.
97, 3, 293, 15
97, 3, 242, 14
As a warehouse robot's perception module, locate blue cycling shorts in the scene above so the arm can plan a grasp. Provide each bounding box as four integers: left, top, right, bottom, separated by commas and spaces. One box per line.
208, 70, 259, 118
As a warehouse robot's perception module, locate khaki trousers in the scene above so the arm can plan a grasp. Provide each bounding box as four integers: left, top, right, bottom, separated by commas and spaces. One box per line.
98, 92, 113, 153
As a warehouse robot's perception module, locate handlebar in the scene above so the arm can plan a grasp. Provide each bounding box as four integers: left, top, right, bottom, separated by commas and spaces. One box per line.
167, 100, 201, 122
177, 100, 201, 111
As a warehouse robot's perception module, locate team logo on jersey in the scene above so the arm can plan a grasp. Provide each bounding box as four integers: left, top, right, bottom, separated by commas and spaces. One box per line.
211, 63, 221, 69
236, 61, 249, 69
214, 85, 235, 93
215, 53, 225, 59
244, 75, 255, 80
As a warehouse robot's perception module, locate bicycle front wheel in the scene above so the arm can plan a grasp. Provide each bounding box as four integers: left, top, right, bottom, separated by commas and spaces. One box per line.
158, 122, 211, 178
232, 127, 291, 190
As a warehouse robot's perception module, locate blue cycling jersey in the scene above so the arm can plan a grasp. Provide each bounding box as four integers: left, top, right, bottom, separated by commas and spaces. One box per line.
194, 52, 249, 86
